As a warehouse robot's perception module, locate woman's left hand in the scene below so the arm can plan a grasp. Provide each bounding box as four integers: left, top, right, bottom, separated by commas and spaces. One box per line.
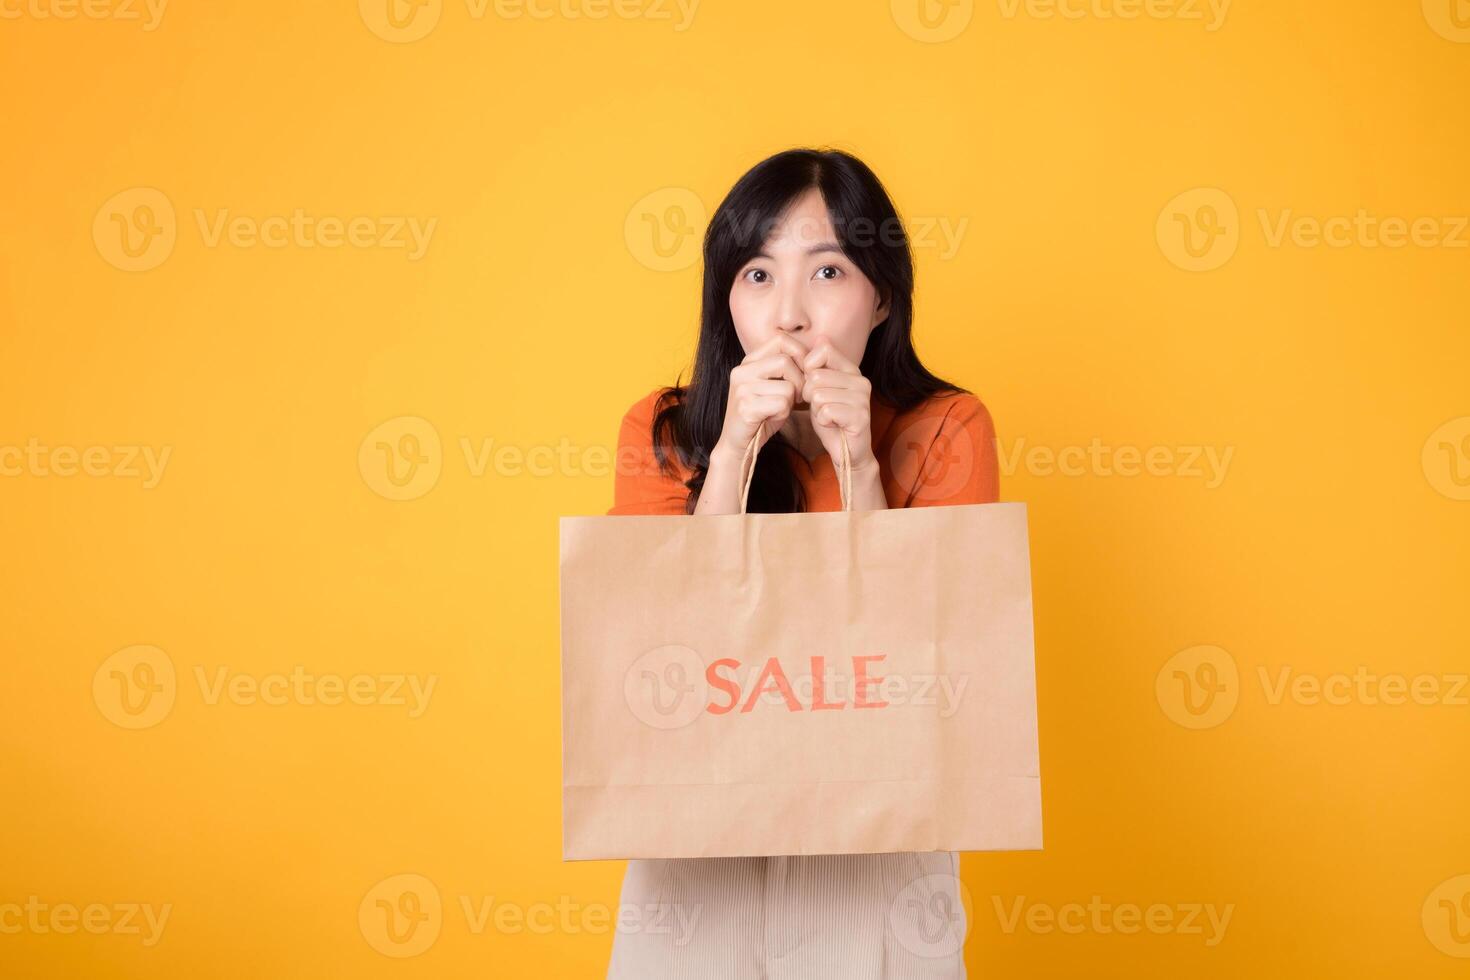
801, 341, 878, 475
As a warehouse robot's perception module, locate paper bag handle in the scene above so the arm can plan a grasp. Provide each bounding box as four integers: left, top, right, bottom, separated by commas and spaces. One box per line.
738, 420, 852, 514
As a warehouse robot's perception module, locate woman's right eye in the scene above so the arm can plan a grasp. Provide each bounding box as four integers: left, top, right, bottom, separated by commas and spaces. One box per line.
742, 268, 770, 284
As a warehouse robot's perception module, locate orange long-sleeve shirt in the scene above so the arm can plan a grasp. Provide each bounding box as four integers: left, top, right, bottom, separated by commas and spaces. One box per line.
607, 387, 1000, 515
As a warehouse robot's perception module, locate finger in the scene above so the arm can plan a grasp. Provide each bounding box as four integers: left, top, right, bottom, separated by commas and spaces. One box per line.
744, 395, 794, 434
744, 333, 811, 365
745, 379, 799, 402
809, 386, 869, 409
811, 401, 865, 433
774, 333, 812, 362
801, 340, 860, 374
742, 333, 785, 362
809, 385, 869, 423
742, 353, 805, 388
802, 368, 869, 405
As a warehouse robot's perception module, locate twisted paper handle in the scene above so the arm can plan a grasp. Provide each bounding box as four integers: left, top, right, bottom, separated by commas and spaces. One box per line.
738, 420, 852, 514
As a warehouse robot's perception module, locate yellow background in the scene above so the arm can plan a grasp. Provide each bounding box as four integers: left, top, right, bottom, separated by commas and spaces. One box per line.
2, 0, 1468, 975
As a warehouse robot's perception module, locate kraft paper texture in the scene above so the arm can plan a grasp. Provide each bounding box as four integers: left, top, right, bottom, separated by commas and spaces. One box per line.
559, 502, 1042, 861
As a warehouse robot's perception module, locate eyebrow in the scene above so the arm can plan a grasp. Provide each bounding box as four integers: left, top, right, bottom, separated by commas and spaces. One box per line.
751, 242, 845, 260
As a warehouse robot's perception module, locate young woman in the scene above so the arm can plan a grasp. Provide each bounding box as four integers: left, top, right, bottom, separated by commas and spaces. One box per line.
605, 147, 999, 978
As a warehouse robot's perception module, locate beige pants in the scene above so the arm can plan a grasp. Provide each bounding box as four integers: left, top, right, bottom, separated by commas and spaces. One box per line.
606, 851, 967, 979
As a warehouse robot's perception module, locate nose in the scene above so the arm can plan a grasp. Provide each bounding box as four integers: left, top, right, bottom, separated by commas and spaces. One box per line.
774, 280, 808, 336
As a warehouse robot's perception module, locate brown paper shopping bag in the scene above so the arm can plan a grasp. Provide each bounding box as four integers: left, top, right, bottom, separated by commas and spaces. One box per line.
559, 426, 1041, 860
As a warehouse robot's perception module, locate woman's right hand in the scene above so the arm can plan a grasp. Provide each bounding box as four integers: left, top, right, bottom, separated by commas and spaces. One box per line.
713, 334, 811, 469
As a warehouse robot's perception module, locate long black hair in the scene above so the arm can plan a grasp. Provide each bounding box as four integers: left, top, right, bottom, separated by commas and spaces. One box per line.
650, 147, 966, 513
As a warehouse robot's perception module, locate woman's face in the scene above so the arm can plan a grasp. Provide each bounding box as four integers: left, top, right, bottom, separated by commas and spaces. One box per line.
728, 187, 889, 377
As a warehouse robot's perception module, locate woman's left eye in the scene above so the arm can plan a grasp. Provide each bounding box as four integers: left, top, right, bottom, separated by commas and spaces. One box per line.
815, 265, 842, 281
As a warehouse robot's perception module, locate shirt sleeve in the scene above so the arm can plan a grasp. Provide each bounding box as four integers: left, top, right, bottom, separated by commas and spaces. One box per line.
607, 391, 693, 516
903, 393, 1000, 508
